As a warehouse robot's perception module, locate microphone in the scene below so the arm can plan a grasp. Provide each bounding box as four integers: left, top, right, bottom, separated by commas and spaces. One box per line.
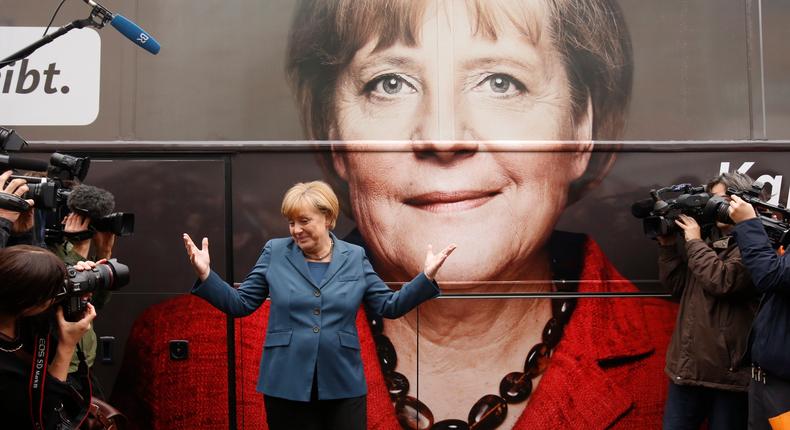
0, 154, 49, 172
82, 0, 161, 55
67, 184, 115, 220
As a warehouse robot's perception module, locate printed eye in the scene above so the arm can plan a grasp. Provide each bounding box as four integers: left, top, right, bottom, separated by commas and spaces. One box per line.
364, 74, 418, 97
475, 73, 526, 97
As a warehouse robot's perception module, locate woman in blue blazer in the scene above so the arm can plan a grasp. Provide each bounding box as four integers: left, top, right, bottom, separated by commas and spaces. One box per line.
182, 180, 456, 430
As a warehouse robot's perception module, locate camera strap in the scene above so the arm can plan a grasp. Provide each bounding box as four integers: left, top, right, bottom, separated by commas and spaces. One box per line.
64, 229, 96, 242
28, 332, 51, 430
23, 332, 92, 430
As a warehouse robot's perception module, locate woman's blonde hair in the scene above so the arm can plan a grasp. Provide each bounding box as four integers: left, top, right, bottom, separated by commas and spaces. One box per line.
281, 181, 340, 229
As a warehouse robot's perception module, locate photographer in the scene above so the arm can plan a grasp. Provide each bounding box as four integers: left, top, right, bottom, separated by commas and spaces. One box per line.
729, 193, 790, 429
0, 170, 36, 248
658, 172, 759, 430
47, 185, 119, 400
0, 245, 98, 429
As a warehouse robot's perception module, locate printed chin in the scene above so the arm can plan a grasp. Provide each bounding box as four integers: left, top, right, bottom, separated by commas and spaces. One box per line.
421, 245, 506, 286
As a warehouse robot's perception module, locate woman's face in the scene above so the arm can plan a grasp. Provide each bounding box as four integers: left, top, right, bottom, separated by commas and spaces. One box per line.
288, 205, 331, 253
330, 1, 592, 285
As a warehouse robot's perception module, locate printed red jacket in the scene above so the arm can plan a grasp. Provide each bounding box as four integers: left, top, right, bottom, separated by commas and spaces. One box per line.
112, 237, 676, 429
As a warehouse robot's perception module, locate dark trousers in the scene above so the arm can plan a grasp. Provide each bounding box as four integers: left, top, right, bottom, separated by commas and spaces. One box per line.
663, 381, 748, 430
748, 374, 790, 430
263, 374, 366, 430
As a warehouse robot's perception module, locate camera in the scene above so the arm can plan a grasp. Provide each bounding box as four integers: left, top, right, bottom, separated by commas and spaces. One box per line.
56, 259, 130, 322
92, 212, 135, 236
0, 127, 26, 152
631, 183, 731, 238
633, 181, 790, 249
726, 182, 790, 249
48, 152, 90, 182
13, 176, 73, 211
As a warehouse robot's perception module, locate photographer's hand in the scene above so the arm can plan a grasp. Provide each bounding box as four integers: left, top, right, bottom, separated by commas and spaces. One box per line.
0, 170, 34, 229
675, 215, 702, 241
183, 233, 211, 281
50, 303, 96, 382
63, 213, 91, 258
728, 195, 758, 223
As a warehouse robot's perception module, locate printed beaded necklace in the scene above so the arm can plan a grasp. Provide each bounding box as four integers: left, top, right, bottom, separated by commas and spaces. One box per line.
368, 289, 576, 430
366, 232, 585, 430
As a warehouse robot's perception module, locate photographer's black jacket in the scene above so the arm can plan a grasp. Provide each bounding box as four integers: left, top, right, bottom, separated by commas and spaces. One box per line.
733, 218, 790, 380
0, 320, 90, 429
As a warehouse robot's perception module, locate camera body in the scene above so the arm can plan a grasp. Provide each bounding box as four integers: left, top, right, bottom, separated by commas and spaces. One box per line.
632, 184, 731, 239
57, 259, 130, 321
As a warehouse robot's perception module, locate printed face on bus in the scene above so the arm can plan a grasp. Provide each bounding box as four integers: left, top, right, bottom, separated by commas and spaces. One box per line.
329, 0, 593, 286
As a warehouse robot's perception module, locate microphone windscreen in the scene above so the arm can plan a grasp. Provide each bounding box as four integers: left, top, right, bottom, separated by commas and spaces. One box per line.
4, 154, 49, 172
631, 199, 656, 219
111, 14, 161, 55
67, 185, 115, 220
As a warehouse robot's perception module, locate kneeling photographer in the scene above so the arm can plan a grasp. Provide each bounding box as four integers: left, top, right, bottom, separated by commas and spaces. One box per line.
0, 246, 98, 429
648, 172, 760, 429
729, 191, 790, 429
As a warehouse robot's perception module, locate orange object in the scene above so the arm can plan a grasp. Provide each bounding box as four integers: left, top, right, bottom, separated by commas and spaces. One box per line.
769, 409, 790, 430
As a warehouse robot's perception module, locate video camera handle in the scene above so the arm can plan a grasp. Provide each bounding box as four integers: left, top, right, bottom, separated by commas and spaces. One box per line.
0, 192, 30, 212
727, 187, 790, 219
651, 184, 705, 202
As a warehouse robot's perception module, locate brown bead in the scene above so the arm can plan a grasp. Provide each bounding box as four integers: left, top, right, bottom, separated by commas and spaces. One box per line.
385, 371, 409, 400
433, 419, 469, 430
395, 396, 434, 430
551, 299, 577, 325
368, 314, 384, 335
374, 335, 397, 373
542, 317, 563, 348
499, 372, 532, 403
468, 394, 507, 430
524, 343, 550, 377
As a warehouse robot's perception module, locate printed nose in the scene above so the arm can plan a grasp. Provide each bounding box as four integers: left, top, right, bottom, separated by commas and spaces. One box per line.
411, 141, 479, 164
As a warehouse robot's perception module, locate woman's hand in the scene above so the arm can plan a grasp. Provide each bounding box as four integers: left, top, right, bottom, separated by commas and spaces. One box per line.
675, 215, 702, 241
728, 194, 758, 223
55, 302, 96, 349
423, 243, 457, 280
50, 302, 96, 381
183, 233, 211, 281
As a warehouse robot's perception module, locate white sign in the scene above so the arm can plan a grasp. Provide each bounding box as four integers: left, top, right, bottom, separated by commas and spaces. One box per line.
0, 27, 101, 126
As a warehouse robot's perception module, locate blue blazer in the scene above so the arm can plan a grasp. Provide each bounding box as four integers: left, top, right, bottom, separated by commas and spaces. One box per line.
191, 233, 440, 401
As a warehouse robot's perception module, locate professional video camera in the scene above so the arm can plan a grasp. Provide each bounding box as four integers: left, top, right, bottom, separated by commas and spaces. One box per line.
631, 183, 732, 238
633, 181, 790, 248
3, 158, 134, 240
726, 182, 790, 249
42, 184, 135, 243
56, 259, 130, 322
1, 152, 89, 212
